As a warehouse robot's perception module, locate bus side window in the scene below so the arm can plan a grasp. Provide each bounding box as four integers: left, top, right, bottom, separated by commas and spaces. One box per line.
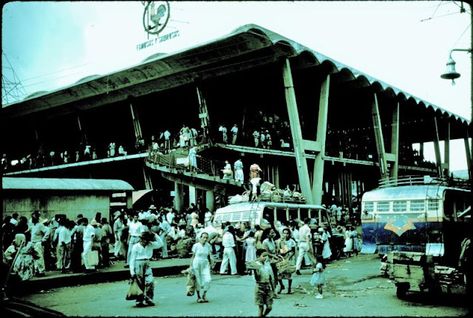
263, 207, 274, 225
300, 208, 308, 222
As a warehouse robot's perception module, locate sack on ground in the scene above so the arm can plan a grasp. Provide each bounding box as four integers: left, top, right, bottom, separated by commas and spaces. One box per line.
87, 250, 99, 266
126, 278, 143, 300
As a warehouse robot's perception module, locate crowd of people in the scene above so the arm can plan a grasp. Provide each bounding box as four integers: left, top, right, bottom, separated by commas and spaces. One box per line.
2, 111, 438, 175
2, 199, 361, 313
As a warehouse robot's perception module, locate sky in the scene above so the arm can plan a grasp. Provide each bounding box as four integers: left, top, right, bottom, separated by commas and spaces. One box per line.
2, 1, 472, 171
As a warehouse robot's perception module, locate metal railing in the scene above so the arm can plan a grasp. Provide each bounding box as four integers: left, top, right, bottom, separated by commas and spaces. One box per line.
147, 149, 229, 179
378, 175, 471, 189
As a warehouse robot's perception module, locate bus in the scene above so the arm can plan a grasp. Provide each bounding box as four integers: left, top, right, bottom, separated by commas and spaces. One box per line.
360, 175, 471, 297
214, 201, 332, 228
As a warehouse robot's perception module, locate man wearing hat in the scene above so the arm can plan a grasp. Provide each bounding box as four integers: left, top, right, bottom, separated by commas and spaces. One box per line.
129, 231, 163, 307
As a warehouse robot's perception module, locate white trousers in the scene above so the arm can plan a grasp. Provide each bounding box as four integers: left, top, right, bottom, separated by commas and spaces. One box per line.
296, 242, 313, 270
219, 247, 237, 275
82, 240, 94, 269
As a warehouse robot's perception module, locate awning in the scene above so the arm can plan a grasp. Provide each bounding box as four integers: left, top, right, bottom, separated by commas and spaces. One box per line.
2, 177, 134, 191
132, 189, 154, 205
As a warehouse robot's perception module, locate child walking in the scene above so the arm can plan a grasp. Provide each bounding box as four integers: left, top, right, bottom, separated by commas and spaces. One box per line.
310, 262, 326, 299
247, 249, 275, 317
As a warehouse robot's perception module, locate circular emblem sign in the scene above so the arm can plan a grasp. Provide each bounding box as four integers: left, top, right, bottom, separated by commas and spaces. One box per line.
143, 1, 170, 35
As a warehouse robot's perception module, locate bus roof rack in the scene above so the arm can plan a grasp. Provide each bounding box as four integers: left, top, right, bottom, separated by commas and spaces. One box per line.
378, 175, 471, 190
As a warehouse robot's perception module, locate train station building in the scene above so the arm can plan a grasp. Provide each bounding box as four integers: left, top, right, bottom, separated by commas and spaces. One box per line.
2, 24, 471, 214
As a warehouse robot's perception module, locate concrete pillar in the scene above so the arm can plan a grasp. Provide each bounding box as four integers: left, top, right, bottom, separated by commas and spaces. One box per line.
444, 121, 450, 176
312, 74, 330, 205
282, 59, 313, 203
464, 136, 472, 181
206, 190, 215, 212
129, 102, 143, 144
189, 185, 197, 205
174, 182, 184, 212
76, 114, 88, 145
371, 93, 388, 179
274, 165, 280, 188
143, 167, 152, 189
390, 102, 400, 180
196, 86, 210, 141
433, 117, 442, 177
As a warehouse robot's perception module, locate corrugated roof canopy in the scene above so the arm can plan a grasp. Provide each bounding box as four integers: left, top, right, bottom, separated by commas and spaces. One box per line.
2, 177, 134, 191
1, 24, 469, 128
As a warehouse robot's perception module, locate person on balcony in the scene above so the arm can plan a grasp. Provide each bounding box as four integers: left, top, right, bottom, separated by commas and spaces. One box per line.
234, 158, 244, 183
222, 160, 232, 180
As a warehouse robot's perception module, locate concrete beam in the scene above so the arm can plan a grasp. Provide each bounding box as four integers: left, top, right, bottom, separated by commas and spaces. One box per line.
433, 117, 442, 177
371, 93, 388, 179
390, 102, 399, 179
444, 121, 450, 176
283, 59, 314, 203
312, 73, 330, 205
302, 140, 321, 152
464, 136, 472, 180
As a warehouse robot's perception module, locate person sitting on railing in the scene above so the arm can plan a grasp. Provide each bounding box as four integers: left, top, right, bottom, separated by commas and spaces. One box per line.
118, 145, 127, 156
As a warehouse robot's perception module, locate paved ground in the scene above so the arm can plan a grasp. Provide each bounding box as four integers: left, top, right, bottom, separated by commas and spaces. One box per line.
15, 254, 470, 316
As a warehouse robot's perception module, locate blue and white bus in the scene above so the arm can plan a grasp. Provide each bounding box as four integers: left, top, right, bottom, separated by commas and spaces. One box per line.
361, 176, 470, 263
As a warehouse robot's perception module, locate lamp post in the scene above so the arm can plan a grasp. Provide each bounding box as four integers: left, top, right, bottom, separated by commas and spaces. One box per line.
439, 8, 472, 183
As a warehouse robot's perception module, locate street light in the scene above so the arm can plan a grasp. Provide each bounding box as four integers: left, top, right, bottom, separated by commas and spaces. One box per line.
440, 48, 471, 84
440, 46, 472, 182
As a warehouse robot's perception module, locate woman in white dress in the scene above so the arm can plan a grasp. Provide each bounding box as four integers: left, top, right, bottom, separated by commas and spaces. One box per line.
190, 232, 213, 303
343, 225, 355, 257
319, 227, 332, 262
244, 231, 257, 270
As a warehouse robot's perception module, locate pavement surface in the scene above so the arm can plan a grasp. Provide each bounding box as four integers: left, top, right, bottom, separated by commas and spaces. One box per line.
14, 257, 192, 296
4, 254, 470, 317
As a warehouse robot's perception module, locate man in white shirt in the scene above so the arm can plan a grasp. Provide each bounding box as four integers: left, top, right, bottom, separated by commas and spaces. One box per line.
219, 226, 237, 275
204, 209, 213, 227
29, 211, 50, 276
129, 231, 163, 307
82, 219, 99, 271
163, 129, 171, 152
234, 158, 244, 183
56, 219, 72, 272
230, 124, 239, 144
158, 216, 171, 258
295, 218, 313, 274
166, 208, 175, 225
126, 214, 143, 267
